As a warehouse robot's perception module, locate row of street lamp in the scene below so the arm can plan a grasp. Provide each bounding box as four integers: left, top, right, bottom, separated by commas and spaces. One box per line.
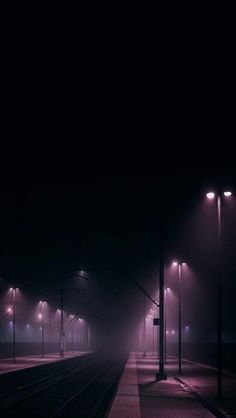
3, 290, 87, 362
156, 189, 233, 399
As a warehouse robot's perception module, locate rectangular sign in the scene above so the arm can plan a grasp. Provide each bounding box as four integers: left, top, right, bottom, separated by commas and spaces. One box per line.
153, 318, 160, 326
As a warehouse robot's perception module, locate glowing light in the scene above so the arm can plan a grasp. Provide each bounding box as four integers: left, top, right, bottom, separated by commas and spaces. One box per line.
167, 287, 170, 291
26, 323, 30, 328
185, 325, 189, 331
171, 330, 175, 334
166, 330, 169, 334
224, 191, 232, 197
38, 314, 42, 319
172, 261, 178, 266
9, 287, 13, 291
206, 192, 215, 199
7, 307, 12, 313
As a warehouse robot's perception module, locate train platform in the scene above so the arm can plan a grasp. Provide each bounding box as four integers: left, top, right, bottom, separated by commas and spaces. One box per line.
108, 353, 236, 418
0, 351, 91, 375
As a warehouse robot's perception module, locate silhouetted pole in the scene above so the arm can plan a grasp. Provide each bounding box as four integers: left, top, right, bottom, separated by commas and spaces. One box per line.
41, 302, 45, 358
152, 315, 154, 355
48, 307, 51, 345
178, 264, 182, 374
164, 289, 168, 364
60, 289, 64, 357
12, 288, 16, 363
156, 225, 167, 380
88, 323, 90, 350
71, 319, 74, 353
142, 301, 146, 357
217, 194, 222, 399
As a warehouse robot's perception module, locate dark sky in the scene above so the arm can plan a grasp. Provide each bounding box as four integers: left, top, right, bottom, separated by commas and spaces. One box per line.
1, 16, 235, 351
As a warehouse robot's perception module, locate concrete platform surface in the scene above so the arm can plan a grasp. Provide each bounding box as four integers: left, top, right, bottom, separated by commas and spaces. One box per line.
108, 353, 236, 418
0, 351, 91, 375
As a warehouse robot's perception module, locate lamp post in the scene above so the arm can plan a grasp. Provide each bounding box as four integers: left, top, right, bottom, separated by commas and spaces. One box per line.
164, 287, 170, 364
39, 301, 46, 358
206, 189, 232, 399
173, 262, 186, 374
10, 288, 17, 363
156, 225, 167, 381
69, 314, 75, 353
60, 289, 64, 358
142, 301, 146, 357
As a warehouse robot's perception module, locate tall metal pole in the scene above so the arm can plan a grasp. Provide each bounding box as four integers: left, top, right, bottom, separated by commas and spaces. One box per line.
49, 307, 51, 345
60, 289, 64, 357
164, 289, 167, 363
152, 314, 154, 355
13, 289, 16, 364
41, 302, 45, 358
142, 301, 146, 357
71, 319, 74, 353
178, 264, 182, 374
217, 194, 222, 399
88, 323, 90, 350
156, 224, 167, 380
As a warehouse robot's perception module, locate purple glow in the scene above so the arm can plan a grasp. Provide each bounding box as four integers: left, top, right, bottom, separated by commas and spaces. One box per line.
224, 191, 232, 197
172, 261, 178, 266
38, 313, 42, 319
206, 192, 215, 199
171, 330, 175, 334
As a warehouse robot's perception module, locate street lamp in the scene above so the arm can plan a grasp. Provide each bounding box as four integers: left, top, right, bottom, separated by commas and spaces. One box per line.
69, 314, 75, 353
206, 188, 232, 399
172, 261, 186, 374
164, 287, 170, 363
10, 288, 18, 363
39, 301, 46, 358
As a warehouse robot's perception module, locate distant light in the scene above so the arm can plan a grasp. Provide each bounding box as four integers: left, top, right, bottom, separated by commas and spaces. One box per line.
7, 307, 12, 313
206, 192, 215, 199
9, 287, 13, 291
166, 330, 169, 334
171, 330, 175, 334
26, 323, 30, 328
224, 191, 232, 197
167, 287, 170, 291
172, 261, 178, 266
182, 262, 187, 266
38, 314, 42, 319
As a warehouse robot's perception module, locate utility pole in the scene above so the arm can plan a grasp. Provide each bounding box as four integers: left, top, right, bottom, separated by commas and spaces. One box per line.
156, 223, 167, 381
217, 194, 222, 399
60, 289, 64, 357
12, 288, 16, 363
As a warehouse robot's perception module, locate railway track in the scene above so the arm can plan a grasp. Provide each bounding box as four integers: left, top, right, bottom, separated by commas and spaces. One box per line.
0, 353, 127, 417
